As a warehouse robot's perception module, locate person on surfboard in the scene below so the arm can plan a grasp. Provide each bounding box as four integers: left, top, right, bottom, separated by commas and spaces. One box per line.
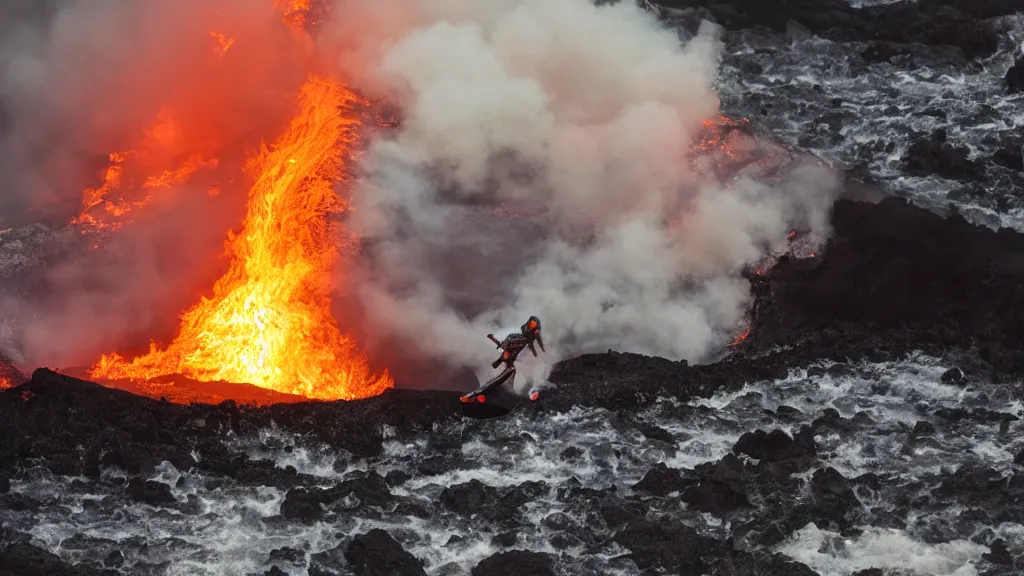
461, 316, 544, 404
489, 316, 544, 370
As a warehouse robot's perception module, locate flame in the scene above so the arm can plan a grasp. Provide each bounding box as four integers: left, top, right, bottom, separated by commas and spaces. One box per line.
71, 109, 218, 231
89, 76, 393, 400
275, 0, 317, 29
0, 376, 11, 390
208, 30, 235, 56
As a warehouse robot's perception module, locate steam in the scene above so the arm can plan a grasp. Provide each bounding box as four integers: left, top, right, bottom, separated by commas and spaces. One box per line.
325, 0, 843, 387
0, 0, 842, 390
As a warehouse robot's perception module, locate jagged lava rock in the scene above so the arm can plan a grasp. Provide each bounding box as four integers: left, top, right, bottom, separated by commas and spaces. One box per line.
344, 529, 426, 576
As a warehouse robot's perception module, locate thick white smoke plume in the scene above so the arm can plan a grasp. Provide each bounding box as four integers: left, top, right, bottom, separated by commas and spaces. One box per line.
323, 0, 843, 389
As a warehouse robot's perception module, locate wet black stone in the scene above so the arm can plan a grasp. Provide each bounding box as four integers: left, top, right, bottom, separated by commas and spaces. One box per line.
344, 529, 426, 576
125, 479, 176, 507
941, 367, 965, 384
440, 479, 499, 518
811, 467, 860, 516
775, 405, 804, 420
559, 446, 584, 461
103, 550, 124, 568
267, 547, 306, 566
983, 538, 1013, 565
1007, 57, 1024, 94
632, 463, 694, 496
911, 420, 936, 437
904, 131, 980, 181
0, 542, 88, 576
851, 570, 883, 576
385, 470, 411, 487
490, 531, 518, 547
471, 550, 555, 576
632, 420, 676, 444
681, 453, 752, 514
613, 516, 717, 573
733, 428, 816, 462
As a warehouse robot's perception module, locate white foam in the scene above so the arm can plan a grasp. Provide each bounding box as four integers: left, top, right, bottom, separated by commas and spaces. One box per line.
778, 523, 988, 576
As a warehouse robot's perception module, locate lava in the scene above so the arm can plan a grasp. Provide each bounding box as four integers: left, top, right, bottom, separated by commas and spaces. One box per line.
727, 327, 751, 347
0, 376, 11, 390
71, 109, 220, 232
90, 76, 392, 400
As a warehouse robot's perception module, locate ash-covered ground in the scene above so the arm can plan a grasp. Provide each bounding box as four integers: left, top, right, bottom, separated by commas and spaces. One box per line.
3, 0, 1024, 575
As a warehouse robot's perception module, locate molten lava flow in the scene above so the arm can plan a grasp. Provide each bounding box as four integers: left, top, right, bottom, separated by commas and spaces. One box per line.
90, 76, 393, 400
276, 0, 319, 29
71, 110, 219, 231
727, 327, 751, 347
208, 30, 235, 56
0, 376, 11, 390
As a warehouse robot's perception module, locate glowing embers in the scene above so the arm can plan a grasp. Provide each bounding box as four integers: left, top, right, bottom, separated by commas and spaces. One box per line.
89, 76, 393, 401
275, 0, 324, 30
727, 228, 822, 349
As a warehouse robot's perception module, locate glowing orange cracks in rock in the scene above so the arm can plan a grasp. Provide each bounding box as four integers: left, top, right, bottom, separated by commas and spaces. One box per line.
89, 76, 393, 401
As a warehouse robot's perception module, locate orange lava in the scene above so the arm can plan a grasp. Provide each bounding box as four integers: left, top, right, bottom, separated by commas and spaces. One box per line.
0, 376, 12, 390
728, 326, 751, 347
71, 109, 219, 231
276, 0, 319, 29
208, 30, 235, 56
89, 76, 392, 400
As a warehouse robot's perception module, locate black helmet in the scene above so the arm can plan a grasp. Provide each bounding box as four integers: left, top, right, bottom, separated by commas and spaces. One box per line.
523, 316, 541, 333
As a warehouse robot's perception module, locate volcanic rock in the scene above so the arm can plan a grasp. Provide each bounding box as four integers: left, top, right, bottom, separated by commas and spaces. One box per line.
681, 454, 752, 514
810, 467, 860, 520
983, 538, 1013, 566
632, 462, 695, 496
911, 420, 936, 438
439, 479, 499, 518
471, 550, 555, 576
102, 550, 124, 568
991, 137, 1024, 172
732, 428, 816, 462
279, 472, 392, 523
904, 130, 980, 181
1007, 57, 1024, 94
651, 0, 1012, 59
344, 529, 426, 576
125, 479, 176, 507
0, 542, 89, 576
747, 196, 1024, 376
613, 516, 717, 573
941, 367, 965, 384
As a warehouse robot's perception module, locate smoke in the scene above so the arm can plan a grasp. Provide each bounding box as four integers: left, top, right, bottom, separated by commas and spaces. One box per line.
0, 0, 317, 368
323, 0, 843, 388
0, 0, 842, 392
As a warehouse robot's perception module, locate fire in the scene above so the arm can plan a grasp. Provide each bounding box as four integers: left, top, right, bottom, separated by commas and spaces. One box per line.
0, 376, 11, 390
89, 76, 392, 400
71, 110, 219, 231
208, 30, 235, 56
276, 0, 319, 29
